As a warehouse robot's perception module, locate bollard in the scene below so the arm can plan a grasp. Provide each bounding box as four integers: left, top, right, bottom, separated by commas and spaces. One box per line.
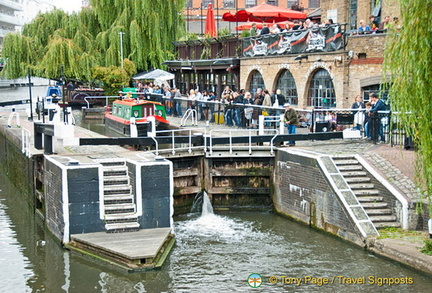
7, 106, 21, 128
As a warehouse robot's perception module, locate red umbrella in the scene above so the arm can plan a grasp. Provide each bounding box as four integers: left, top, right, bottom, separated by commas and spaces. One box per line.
235, 21, 294, 31
204, 4, 217, 37
223, 3, 306, 23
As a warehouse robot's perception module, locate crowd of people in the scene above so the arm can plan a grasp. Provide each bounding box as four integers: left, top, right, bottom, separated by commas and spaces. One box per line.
126, 82, 389, 145
357, 15, 400, 34
163, 86, 290, 129
249, 18, 335, 36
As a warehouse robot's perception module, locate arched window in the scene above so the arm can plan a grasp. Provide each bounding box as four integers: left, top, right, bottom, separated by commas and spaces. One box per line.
308, 69, 336, 108
248, 70, 265, 95
276, 69, 298, 105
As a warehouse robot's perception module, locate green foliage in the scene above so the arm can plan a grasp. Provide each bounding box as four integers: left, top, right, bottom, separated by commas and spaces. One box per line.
421, 240, 432, 256
92, 65, 129, 95
383, 0, 432, 205
218, 27, 231, 37
240, 30, 251, 38
1, 0, 186, 83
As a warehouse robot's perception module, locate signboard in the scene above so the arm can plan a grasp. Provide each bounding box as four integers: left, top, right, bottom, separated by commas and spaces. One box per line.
242, 25, 343, 57
327, 9, 338, 23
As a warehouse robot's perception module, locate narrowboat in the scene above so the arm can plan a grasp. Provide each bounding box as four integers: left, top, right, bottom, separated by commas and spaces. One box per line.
105, 98, 170, 136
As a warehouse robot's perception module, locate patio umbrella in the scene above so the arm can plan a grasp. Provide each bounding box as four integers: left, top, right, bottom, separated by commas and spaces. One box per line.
133, 69, 174, 81
223, 3, 307, 23
204, 4, 217, 37
235, 21, 294, 31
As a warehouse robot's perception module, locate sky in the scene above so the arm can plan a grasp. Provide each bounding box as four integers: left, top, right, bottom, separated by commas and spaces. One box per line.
52, 0, 83, 13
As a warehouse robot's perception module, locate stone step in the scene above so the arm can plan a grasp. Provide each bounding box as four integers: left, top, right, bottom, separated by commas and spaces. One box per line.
357, 195, 384, 202
104, 176, 130, 186
361, 202, 389, 209
337, 165, 363, 171
104, 203, 135, 214
333, 159, 359, 165
364, 208, 393, 215
369, 215, 397, 222
104, 194, 134, 204
349, 183, 375, 189
340, 171, 368, 177
345, 177, 371, 183
104, 185, 132, 195
104, 213, 138, 223
103, 166, 128, 177
95, 158, 126, 167
353, 189, 379, 196
105, 222, 140, 233
375, 222, 401, 228
332, 155, 355, 159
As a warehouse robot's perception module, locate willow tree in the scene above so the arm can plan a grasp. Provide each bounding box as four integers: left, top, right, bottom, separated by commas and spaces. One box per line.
1, 0, 185, 91
384, 0, 432, 205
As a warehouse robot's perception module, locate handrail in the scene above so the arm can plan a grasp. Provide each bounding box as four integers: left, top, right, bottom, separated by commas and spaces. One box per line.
83, 96, 118, 108
21, 128, 31, 157
180, 108, 198, 126
151, 127, 208, 155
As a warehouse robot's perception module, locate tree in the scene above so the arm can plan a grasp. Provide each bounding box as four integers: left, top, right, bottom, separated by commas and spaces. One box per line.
1, 0, 186, 91
384, 0, 432, 205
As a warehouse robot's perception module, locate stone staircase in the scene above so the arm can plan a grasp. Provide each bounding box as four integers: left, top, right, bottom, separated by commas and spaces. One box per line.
98, 159, 140, 233
332, 155, 400, 229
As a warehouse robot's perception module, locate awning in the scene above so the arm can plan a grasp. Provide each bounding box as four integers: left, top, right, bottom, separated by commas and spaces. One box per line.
163, 58, 240, 70
133, 69, 174, 80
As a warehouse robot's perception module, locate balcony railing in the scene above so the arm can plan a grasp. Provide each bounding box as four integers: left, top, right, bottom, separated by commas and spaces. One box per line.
0, 12, 23, 26
173, 24, 347, 60
0, 0, 23, 11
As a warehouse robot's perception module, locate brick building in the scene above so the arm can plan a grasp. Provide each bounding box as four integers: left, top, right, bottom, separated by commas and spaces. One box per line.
168, 0, 400, 108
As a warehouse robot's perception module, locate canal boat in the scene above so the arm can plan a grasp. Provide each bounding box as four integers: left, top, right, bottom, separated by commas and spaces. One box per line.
105, 98, 169, 136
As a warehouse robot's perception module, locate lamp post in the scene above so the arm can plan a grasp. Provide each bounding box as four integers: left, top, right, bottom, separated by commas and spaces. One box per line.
119, 32, 125, 68
27, 67, 33, 121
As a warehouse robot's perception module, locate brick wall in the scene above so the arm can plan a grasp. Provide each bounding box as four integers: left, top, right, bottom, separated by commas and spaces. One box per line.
239, 32, 389, 109
45, 159, 65, 241
274, 150, 365, 245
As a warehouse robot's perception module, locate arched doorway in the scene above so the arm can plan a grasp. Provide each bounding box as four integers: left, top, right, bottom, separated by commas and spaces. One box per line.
276, 69, 298, 105
308, 69, 336, 108
248, 70, 265, 95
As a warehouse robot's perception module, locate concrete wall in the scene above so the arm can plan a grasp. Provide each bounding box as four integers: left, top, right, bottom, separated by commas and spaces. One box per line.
45, 157, 101, 242
67, 167, 101, 234
273, 150, 365, 246
44, 158, 65, 241
0, 127, 34, 200
138, 161, 173, 229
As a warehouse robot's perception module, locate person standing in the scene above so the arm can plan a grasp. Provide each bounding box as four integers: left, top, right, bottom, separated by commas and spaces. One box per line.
369, 93, 386, 143
284, 103, 299, 146
249, 23, 257, 37
351, 95, 365, 130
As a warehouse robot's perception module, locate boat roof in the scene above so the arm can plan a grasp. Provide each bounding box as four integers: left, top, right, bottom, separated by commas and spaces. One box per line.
46, 86, 62, 97
113, 99, 162, 106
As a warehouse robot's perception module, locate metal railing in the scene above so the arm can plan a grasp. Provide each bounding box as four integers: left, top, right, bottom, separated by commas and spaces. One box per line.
162, 98, 408, 147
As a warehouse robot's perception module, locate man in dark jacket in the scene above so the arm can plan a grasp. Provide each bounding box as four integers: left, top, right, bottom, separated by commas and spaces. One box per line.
284, 103, 299, 146
369, 93, 386, 143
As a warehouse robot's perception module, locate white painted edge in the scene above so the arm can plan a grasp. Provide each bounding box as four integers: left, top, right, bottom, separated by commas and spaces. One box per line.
98, 164, 105, 220
169, 160, 174, 231
134, 161, 143, 217
355, 154, 409, 230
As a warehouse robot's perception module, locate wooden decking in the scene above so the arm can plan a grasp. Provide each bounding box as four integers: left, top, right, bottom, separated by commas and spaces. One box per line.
67, 228, 175, 272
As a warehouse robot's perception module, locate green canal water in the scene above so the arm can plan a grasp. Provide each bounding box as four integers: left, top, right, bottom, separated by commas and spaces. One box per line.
1, 167, 432, 292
